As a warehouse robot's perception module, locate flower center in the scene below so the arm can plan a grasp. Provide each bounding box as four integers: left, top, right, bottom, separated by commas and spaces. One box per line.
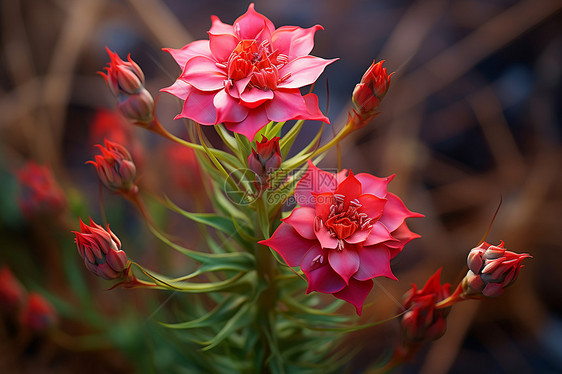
317, 194, 373, 245
226, 39, 290, 90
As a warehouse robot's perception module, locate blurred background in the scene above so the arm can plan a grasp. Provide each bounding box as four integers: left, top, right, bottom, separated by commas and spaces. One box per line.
1, 0, 561, 372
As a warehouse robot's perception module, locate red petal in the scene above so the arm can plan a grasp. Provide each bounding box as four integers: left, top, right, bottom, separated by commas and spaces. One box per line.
294, 160, 337, 208
333, 278, 373, 316
239, 86, 274, 108
163, 40, 212, 68
224, 106, 269, 141
302, 249, 346, 294
181, 56, 226, 91
314, 221, 338, 249
354, 245, 396, 281
357, 193, 386, 221
209, 33, 239, 62
271, 25, 323, 59
265, 89, 307, 122
259, 223, 317, 267
282, 207, 316, 240
335, 172, 362, 202
364, 222, 394, 246
328, 246, 360, 284
176, 89, 218, 125
379, 193, 423, 232
355, 173, 393, 198
214, 89, 248, 124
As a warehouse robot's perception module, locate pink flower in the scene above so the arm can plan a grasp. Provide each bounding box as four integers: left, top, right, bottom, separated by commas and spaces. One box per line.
87, 139, 137, 193
20, 293, 57, 332
16, 161, 66, 217
162, 3, 336, 141
400, 269, 451, 342
260, 161, 422, 315
74, 218, 129, 280
462, 241, 531, 298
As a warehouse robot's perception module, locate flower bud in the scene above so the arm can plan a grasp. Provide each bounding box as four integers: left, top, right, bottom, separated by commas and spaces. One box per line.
247, 136, 281, 191
400, 269, 451, 342
20, 293, 57, 332
462, 241, 531, 298
87, 139, 137, 193
16, 161, 67, 217
100, 47, 145, 96
117, 88, 154, 123
0, 267, 26, 313
74, 218, 129, 280
350, 60, 392, 129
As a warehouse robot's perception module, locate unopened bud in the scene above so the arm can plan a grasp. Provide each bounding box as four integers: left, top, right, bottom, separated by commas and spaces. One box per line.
117, 88, 154, 123
87, 139, 137, 193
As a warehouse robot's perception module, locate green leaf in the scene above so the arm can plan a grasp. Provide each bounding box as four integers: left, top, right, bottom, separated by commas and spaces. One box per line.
279, 120, 304, 157
201, 302, 255, 351
264, 121, 286, 139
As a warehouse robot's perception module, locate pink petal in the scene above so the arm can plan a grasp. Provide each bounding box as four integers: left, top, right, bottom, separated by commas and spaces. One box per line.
379, 193, 423, 232
301, 247, 346, 294
295, 93, 330, 123
213, 89, 248, 124
354, 245, 396, 281
345, 226, 372, 244
163, 40, 212, 68
482, 283, 503, 297
224, 106, 269, 141
176, 89, 218, 125
357, 193, 386, 221
355, 173, 393, 198
233, 4, 274, 42
335, 169, 348, 184
181, 56, 226, 91
106, 250, 128, 272
364, 222, 394, 246
333, 278, 373, 315
294, 160, 337, 208
97, 263, 120, 280
271, 25, 323, 59
282, 207, 316, 240
264, 89, 308, 122
314, 223, 338, 249
313, 192, 335, 221
328, 246, 360, 284
209, 33, 239, 62
387, 222, 420, 258
277, 56, 337, 89
335, 172, 362, 201
239, 86, 274, 108
259, 223, 318, 267
161, 79, 192, 100
209, 15, 234, 35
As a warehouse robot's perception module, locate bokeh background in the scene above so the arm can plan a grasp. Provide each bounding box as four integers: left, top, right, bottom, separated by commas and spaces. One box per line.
1, 0, 561, 372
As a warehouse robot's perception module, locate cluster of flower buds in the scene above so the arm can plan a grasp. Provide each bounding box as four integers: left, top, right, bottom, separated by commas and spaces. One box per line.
350, 60, 392, 130
247, 136, 282, 191
400, 269, 451, 343
16, 161, 66, 217
100, 48, 154, 123
462, 241, 531, 298
0, 267, 57, 332
88, 139, 137, 193
74, 218, 129, 280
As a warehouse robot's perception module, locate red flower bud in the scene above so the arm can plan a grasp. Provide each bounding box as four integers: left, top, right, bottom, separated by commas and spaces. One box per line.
88, 139, 137, 193
350, 60, 392, 129
400, 269, 451, 342
247, 136, 281, 190
20, 293, 57, 332
0, 267, 26, 313
462, 241, 531, 298
117, 88, 154, 123
73, 218, 128, 280
16, 161, 67, 217
99, 47, 145, 96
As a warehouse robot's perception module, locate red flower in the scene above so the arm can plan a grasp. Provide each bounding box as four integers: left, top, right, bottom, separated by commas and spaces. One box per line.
247, 136, 281, 190
88, 139, 137, 193
162, 3, 335, 140
74, 218, 128, 280
462, 241, 531, 298
351, 60, 392, 129
0, 267, 26, 313
260, 161, 422, 315
20, 293, 57, 332
400, 269, 451, 342
100, 48, 154, 123
16, 161, 66, 217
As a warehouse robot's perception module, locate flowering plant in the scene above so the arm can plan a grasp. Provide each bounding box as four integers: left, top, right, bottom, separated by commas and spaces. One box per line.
58, 3, 532, 372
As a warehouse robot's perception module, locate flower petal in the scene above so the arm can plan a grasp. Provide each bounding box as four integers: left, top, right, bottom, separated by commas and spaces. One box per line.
333, 278, 373, 315
163, 40, 212, 68
181, 56, 226, 91
213, 89, 248, 124
364, 222, 394, 246
233, 4, 274, 42
264, 89, 307, 122
345, 226, 372, 244
224, 106, 269, 141
294, 160, 337, 208
354, 245, 397, 281
386, 222, 420, 258
314, 222, 338, 249
161, 79, 193, 100
302, 247, 346, 294
328, 246, 360, 284
379, 193, 423, 232
295, 93, 330, 123
209, 33, 239, 62
209, 15, 234, 35
313, 192, 335, 221
335, 172, 362, 202
259, 223, 317, 267
240, 86, 274, 108
357, 193, 386, 221
176, 89, 218, 125
271, 25, 324, 59
278, 56, 337, 89
355, 173, 393, 198
282, 207, 316, 240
